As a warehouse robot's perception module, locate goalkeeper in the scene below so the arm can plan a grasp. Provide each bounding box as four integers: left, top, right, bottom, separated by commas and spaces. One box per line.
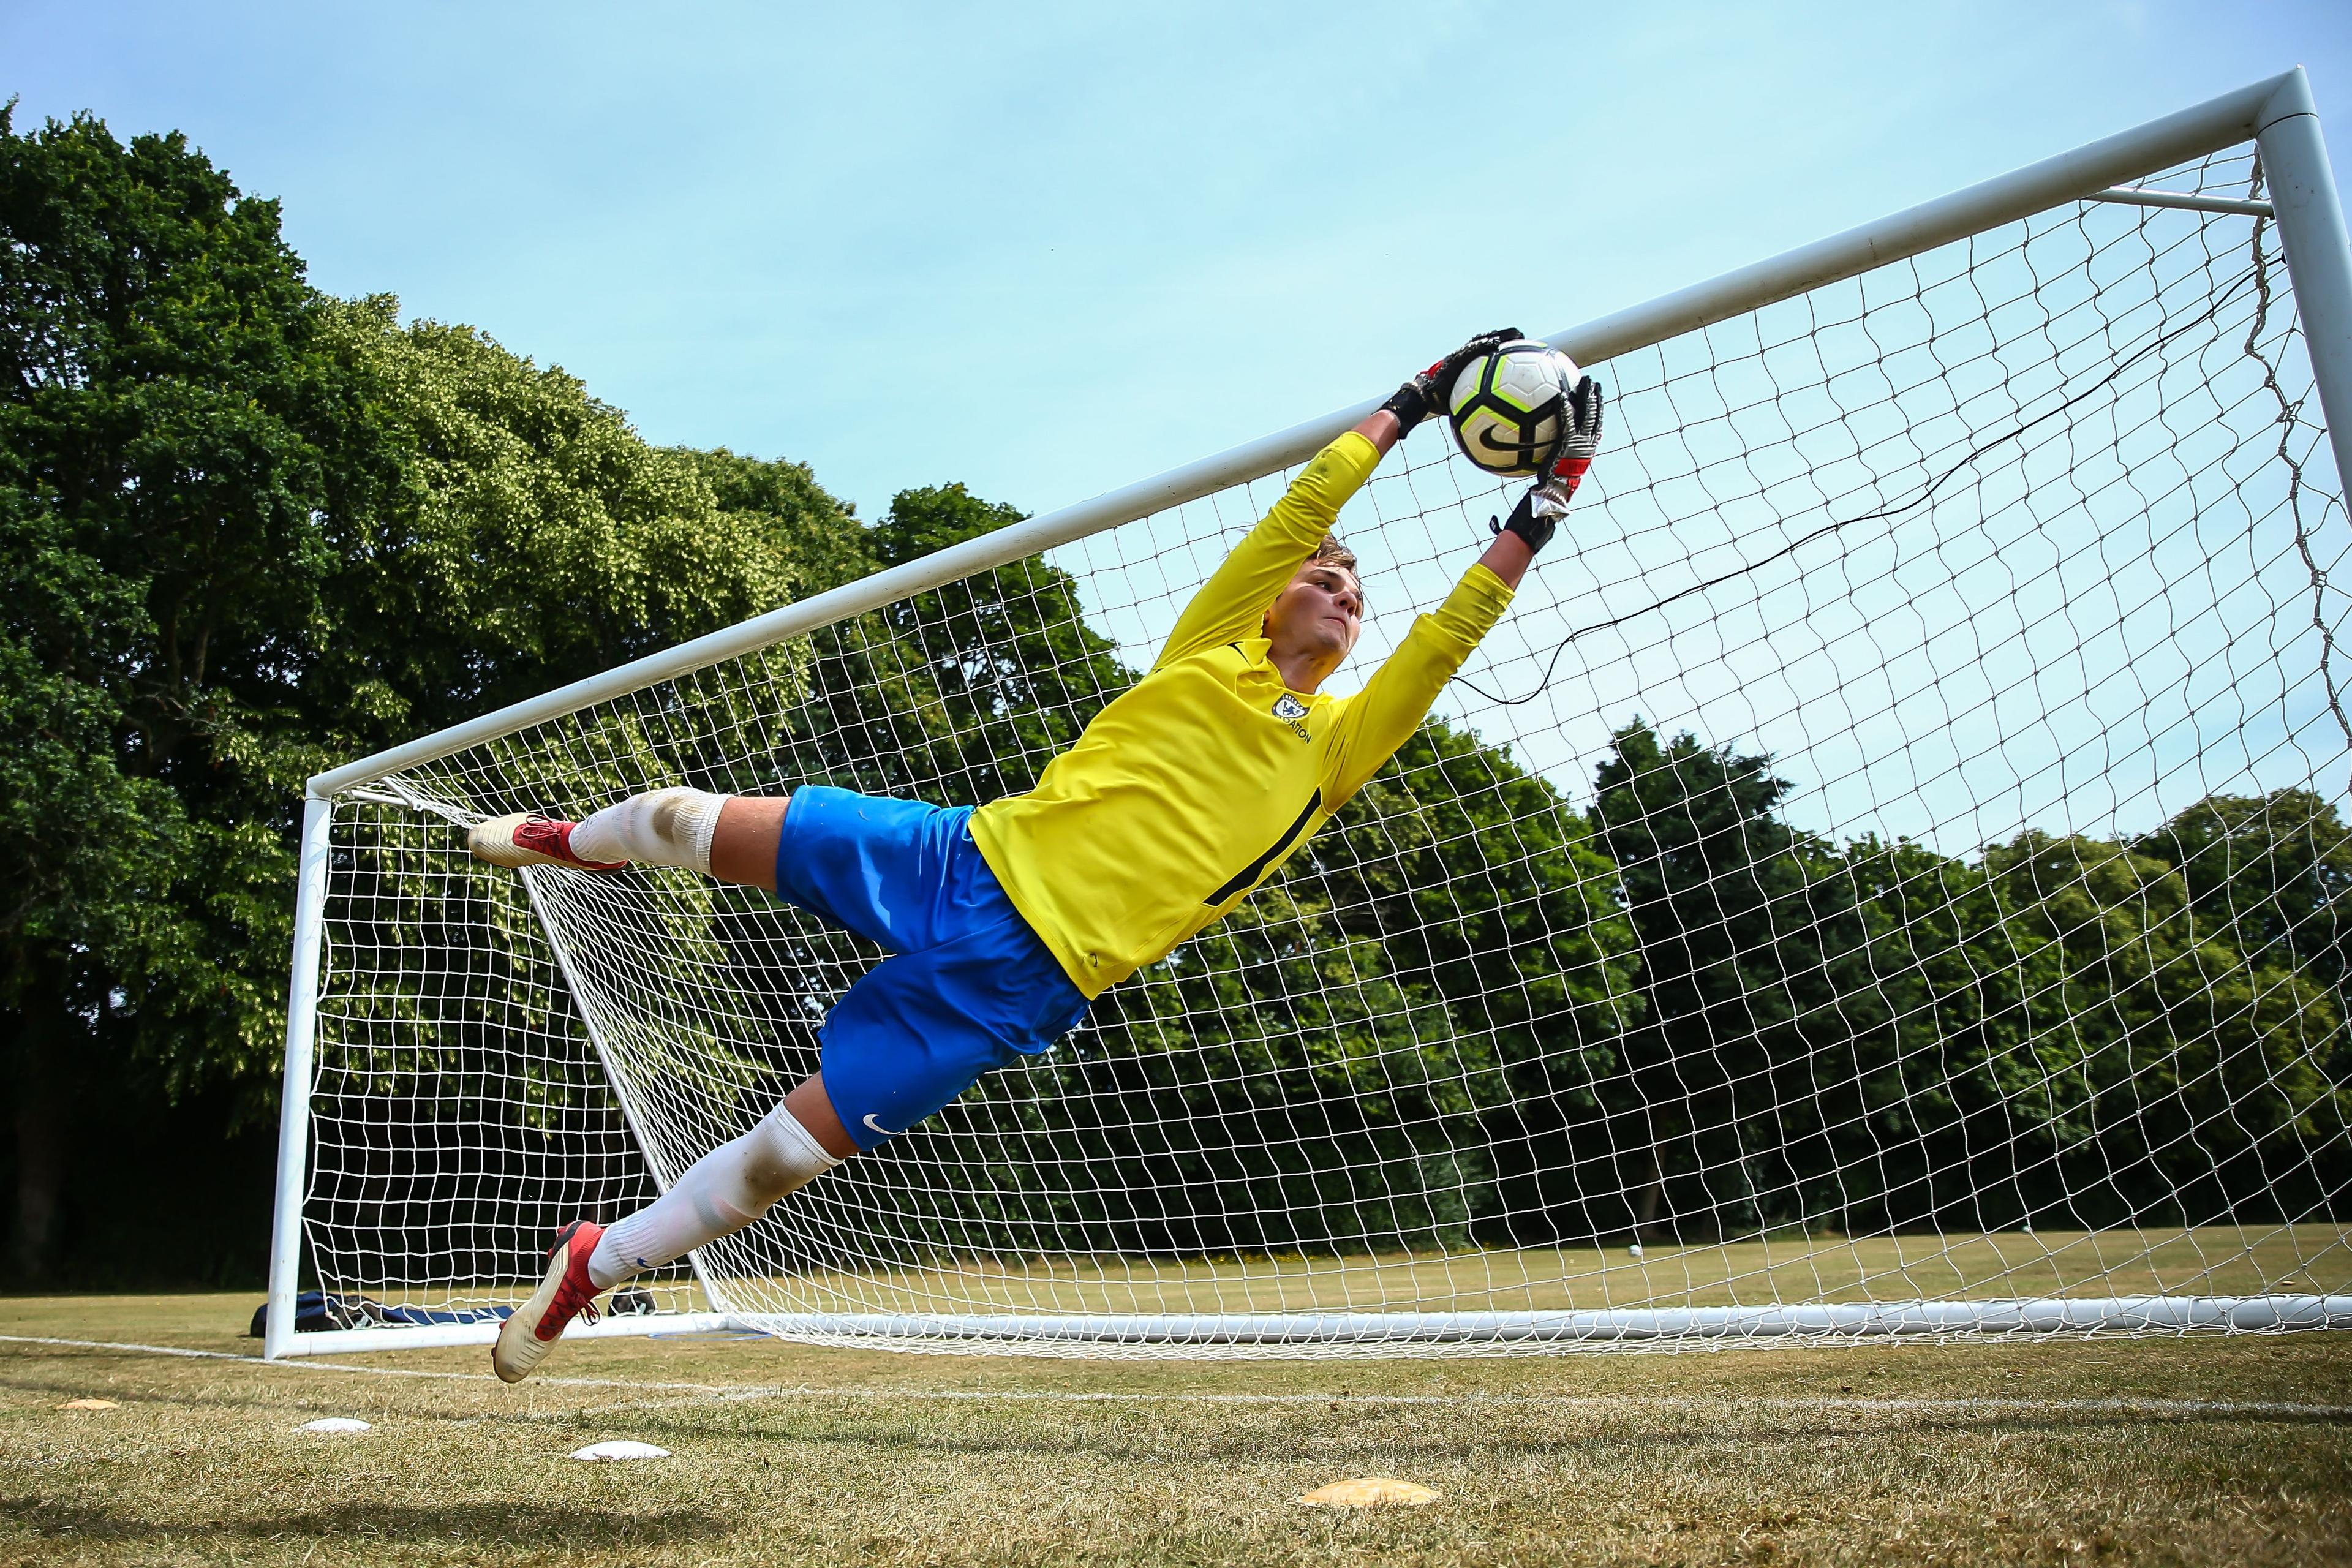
472, 331, 1602, 1381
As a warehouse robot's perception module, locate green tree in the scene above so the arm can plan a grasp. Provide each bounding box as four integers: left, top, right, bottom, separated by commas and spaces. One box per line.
1584, 714, 2348, 1241
1586, 720, 1893, 1242
0, 107, 864, 1275
0, 107, 367, 1273
1308, 719, 1641, 1245
1833, 833, 2065, 1231
308, 303, 867, 756
2136, 789, 2352, 998
1980, 829, 2346, 1225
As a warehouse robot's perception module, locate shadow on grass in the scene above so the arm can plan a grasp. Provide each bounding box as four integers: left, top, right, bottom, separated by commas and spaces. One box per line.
0, 1496, 730, 1550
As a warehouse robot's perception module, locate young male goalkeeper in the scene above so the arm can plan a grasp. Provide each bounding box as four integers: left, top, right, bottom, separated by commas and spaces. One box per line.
472, 331, 1602, 1381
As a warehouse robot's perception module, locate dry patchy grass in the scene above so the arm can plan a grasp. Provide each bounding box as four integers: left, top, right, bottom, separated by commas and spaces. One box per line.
0, 1291, 2346, 1565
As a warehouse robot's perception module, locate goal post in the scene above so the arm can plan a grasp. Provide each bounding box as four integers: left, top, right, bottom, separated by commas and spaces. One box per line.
2263, 69, 2352, 494
266, 69, 2352, 1358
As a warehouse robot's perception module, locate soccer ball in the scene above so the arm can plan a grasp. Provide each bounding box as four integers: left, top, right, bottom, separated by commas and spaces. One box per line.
1446, 340, 1580, 477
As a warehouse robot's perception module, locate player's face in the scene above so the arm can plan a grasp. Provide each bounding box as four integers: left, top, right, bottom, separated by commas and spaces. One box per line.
1265, 561, 1364, 661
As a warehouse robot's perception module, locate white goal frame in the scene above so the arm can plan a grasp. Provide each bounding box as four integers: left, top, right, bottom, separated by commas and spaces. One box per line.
265, 68, 2352, 1360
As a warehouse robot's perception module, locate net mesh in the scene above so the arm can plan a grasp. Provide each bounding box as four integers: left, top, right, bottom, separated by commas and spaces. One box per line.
302, 147, 2352, 1355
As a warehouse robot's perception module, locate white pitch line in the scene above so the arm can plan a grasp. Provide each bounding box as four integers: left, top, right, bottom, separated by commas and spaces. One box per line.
3, 1335, 2347, 1419
0, 1335, 739, 1393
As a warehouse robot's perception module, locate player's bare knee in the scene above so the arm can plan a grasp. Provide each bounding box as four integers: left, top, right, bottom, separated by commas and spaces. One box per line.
709, 794, 790, 889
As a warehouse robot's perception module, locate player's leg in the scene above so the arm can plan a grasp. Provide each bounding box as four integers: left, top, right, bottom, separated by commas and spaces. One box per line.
587, 1092, 843, 1284
469, 789, 784, 884
709, 795, 788, 889
487, 788, 1075, 1382
484, 793, 850, 1382
491, 1085, 847, 1383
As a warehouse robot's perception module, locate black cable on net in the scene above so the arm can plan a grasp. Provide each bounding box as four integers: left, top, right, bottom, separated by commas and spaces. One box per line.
1457, 254, 2272, 709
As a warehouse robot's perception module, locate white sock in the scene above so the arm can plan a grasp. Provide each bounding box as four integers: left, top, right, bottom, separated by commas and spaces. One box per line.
569, 788, 728, 874
587, 1104, 841, 1289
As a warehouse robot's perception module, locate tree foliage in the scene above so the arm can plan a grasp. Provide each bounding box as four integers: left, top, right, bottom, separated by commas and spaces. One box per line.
1585, 722, 2349, 1241
0, 108, 859, 1274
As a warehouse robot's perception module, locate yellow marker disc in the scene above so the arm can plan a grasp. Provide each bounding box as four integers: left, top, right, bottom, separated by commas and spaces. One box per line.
58, 1398, 120, 1410
1298, 1477, 1440, 1507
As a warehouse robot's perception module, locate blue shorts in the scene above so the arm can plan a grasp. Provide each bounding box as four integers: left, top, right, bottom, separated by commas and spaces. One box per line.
773, 786, 1090, 1149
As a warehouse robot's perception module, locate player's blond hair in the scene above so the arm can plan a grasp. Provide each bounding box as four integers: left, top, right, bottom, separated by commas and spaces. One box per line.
1309, 533, 1360, 593
1262, 535, 1365, 636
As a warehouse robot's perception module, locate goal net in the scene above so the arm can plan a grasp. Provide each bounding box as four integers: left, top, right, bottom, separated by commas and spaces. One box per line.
279, 108, 2352, 1357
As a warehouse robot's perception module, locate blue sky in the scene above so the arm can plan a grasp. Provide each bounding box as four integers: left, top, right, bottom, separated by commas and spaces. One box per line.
8, 1, 2346, 526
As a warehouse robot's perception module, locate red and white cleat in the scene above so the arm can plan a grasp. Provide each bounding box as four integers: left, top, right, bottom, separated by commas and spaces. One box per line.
492, 1219, 607, 1384
467, 814, 626, 871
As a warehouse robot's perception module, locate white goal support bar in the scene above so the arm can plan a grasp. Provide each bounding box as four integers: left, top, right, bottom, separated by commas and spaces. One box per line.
2092, 185, 2278, 218
266, 68, 2352, 1359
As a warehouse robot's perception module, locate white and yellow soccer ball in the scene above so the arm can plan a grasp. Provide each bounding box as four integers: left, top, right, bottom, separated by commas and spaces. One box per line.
1445, 340, 1581, 477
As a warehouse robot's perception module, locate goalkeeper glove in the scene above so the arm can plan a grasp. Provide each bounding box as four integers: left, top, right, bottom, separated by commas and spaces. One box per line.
1491, 377, 1603, 556
1545, 374, 1603, 503
1379, 327, 1523, 435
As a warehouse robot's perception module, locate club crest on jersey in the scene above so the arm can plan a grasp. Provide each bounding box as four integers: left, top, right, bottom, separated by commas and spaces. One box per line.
1271, 692, 1311, 741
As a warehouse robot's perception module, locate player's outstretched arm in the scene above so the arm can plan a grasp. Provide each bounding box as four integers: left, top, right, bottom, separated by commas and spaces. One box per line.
1481, 375, 1603, 587
1324, 377, 1603, 801
1153, 330, 1522, 669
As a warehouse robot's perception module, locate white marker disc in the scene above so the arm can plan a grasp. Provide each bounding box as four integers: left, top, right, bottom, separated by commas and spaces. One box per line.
570, 1439, 671, 1461
1299, 1477, 1440, 1507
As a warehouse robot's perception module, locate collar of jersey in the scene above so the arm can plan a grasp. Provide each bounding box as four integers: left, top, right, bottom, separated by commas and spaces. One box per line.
1232, 636, 1327, 704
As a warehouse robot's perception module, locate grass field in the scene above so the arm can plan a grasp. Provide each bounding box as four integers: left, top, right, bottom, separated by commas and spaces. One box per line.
3, 1291, 2348, 1566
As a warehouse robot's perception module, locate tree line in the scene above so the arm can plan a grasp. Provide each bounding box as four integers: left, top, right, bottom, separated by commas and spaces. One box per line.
6, 110, 2346, 1283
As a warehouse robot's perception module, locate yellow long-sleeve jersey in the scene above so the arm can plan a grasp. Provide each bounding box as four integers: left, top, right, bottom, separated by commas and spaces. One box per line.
969, 430, 1514, 998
